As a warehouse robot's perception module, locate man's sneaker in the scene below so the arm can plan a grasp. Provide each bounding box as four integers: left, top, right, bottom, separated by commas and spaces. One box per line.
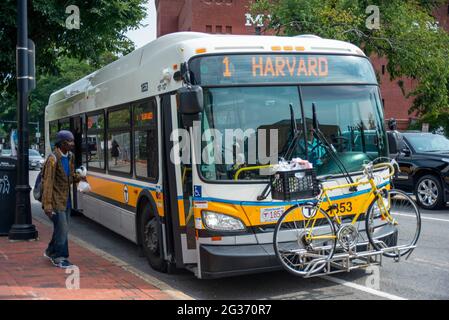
43, 250, 53, 260
52, 259, 76, 269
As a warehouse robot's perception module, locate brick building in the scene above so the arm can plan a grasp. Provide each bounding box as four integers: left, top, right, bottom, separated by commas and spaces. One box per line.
156, 0, 449, 130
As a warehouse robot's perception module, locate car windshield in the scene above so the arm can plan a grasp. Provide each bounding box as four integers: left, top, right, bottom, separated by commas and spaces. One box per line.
406, 134, 449, 152
29, 149, 41, 156
199, 85, 388, 181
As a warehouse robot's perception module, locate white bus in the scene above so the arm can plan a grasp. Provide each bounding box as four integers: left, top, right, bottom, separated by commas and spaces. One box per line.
45, 32, 391, 279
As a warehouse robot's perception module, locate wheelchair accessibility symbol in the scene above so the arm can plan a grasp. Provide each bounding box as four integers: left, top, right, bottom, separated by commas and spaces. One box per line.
193, 185, 202, 198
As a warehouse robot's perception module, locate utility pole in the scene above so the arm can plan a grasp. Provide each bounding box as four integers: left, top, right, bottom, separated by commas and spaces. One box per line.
9, 0, 38, 241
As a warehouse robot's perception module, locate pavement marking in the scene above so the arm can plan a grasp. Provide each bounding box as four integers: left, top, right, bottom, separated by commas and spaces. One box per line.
320, 275, 407, 300
410, 258, 449, 272
33, 215, 194, 300
393, 212, 449, 223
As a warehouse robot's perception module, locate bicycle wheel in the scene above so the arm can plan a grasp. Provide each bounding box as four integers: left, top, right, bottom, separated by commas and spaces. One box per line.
365, 189, 421, 258
273, 203, 337, 276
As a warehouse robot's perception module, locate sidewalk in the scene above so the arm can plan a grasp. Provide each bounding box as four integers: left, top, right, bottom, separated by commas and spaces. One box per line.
0, 218, 181, 300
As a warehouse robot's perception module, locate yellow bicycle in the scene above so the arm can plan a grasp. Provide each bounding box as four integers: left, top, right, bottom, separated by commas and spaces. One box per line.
273, 160, 421, 276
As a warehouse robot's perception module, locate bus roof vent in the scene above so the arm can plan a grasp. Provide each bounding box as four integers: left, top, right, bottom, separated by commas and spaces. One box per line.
295, 34, 322, 39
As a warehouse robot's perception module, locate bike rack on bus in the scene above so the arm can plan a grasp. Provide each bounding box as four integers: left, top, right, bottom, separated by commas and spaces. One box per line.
300, 241, 417, 278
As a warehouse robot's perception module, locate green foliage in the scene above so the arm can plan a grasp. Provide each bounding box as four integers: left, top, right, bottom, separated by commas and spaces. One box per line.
251, 0, 449, 134
0, 0, 146, 135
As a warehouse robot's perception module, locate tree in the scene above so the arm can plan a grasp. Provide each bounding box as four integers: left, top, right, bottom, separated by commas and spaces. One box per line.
251, 0, 449, 134
0, 0, 147, 106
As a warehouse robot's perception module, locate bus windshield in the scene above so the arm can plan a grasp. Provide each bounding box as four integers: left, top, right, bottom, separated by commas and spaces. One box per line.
190, 55, 387, 182
199, 85, 387, 181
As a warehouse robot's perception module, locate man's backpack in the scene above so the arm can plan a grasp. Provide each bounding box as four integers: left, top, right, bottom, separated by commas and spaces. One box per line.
33, 153, 56, 202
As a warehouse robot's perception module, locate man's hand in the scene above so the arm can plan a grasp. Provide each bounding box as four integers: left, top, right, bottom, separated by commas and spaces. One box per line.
44, 210, 54, 219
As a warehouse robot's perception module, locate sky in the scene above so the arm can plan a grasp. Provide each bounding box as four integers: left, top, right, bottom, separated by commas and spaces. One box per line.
125, 1, 157, 48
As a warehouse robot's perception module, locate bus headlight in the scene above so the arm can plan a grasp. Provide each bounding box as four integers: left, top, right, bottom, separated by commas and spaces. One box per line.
201, 211, 246, 232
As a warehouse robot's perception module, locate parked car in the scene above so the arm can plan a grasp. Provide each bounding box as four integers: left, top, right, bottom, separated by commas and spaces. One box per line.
28, 149, 45, 170
389, 131, 449, 209
0, 149, 12, 157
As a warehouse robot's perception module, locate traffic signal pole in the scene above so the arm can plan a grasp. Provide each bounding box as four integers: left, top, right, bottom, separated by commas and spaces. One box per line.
9, 0, 38, 241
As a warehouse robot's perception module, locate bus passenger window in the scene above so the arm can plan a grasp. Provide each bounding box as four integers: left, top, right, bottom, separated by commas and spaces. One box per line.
59, 120, 70, 131
87, 113, 105, 170
134, 100, 158, 180
108, 132, 131, 173
107, 107, 131, 174
49, 121, 58, 150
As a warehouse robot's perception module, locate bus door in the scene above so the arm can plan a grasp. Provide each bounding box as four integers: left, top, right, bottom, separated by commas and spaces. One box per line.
177, 108, 197, 263
70, 116, 83, 212
161, 93, 197, 269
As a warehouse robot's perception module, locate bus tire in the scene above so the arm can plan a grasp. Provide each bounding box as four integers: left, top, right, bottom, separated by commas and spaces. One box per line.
139, 202, 168, 273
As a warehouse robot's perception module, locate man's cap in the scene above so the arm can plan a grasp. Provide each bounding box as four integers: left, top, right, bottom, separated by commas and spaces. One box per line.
56, 130, 74, 144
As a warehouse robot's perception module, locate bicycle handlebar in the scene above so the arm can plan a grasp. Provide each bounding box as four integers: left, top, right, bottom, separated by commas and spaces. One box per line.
362, 161, 396, 179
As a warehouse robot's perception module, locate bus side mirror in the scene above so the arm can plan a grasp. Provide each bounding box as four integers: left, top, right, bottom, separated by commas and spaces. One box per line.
387, 131, 398, 155
401, 147, 411, 157
178, 86, 204, 115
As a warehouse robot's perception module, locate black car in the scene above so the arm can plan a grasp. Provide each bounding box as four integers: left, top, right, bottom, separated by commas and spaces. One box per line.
389, 132, 449, 210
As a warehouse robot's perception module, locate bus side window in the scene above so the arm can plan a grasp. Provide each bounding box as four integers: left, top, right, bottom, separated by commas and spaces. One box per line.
86, 112, 105, 171
49, 121, 58, 150
107, 106, 132, 174
134, 99, 158, 181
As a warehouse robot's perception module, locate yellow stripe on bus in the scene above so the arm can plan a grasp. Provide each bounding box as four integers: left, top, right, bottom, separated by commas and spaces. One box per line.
86, 175, 164, 217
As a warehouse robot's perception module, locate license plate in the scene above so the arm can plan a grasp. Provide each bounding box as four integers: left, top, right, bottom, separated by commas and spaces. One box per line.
260, 206, 285, 223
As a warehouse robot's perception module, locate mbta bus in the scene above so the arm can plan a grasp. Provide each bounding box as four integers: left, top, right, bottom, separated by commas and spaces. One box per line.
45, 32, 390, 279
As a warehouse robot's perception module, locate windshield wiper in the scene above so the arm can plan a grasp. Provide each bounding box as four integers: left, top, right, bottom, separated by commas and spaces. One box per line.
258, 103, 303, 200
283, 103, 304, 160
311, 103, 357, 191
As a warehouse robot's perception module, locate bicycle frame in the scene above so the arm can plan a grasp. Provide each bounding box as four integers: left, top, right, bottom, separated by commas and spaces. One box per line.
304, 163, 395, 242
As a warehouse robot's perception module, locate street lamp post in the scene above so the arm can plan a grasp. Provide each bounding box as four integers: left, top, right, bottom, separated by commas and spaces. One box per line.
9, 0, 38, 241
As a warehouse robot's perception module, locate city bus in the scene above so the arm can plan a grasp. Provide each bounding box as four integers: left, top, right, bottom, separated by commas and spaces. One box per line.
45, 32, 391, 279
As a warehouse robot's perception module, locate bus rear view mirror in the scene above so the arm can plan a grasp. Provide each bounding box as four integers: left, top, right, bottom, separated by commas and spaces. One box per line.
178, 85, 204, 115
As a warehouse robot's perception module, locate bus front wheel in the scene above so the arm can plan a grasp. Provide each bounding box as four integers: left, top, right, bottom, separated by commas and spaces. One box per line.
140, 202, 168, 273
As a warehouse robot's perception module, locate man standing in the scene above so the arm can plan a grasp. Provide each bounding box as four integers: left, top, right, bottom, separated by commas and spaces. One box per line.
387, 118, 404, 157
41, 130, 83, 268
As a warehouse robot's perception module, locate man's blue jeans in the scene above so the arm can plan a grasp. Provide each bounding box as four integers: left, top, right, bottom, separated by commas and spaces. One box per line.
46, 209, 70, 263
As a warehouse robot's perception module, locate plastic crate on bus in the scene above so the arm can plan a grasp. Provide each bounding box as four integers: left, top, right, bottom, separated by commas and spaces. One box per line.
270, 168, 320, 201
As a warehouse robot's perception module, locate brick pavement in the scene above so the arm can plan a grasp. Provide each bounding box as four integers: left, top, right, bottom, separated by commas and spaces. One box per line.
0, 219, 176, 300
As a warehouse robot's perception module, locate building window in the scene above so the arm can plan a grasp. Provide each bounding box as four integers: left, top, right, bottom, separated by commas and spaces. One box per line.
382, 99, 385, 108
226, 26, 232, 34
206, 25, 212, 33
216, 25, 222, 33
382, 65, 385, 75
